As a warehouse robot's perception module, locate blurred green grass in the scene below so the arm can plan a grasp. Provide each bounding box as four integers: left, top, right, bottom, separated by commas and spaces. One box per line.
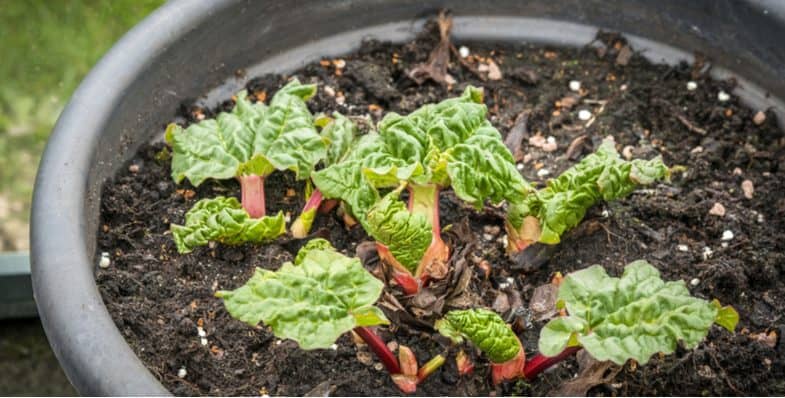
0, 1, 164, 251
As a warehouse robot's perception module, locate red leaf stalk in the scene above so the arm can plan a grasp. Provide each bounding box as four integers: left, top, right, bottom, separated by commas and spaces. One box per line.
353, 326, 400, 374
238, 175, 266, 218
523, 346, 582, 381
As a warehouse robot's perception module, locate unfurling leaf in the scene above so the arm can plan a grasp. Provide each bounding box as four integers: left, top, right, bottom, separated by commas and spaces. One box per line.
365, 190, 432, 274
167, 79, 325, 186
170, 197, 285, 253
217, 241, 388, 350
539, 260, 737, 365
507, 138, 668, 245
436, 308, 520, 363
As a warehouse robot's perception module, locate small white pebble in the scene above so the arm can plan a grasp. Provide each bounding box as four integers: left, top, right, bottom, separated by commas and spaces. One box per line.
333, 59, 346, 69
506, 277, 515, 284
718, 90, 731, 102
578, 109, 592, 121
686, 81, 698, 91
197, 327, 207, 337
99, 252, 111, 269
324, 86, 335, 97
275, 340, 282, 345
284, 212, 292, 223
721, 242, 729, 248
498, 282, 510, 290
330, 343, 338, 350
459, 46, 470, 58
537, 168, 550, 177
702, 247, 713, 260
721, 230, 734, 241
546, 136, 556, 144
620, 84, 628, 91
732, 167, 743, 176
516, 163, 524, 171
691, 146, 704, 154
569, 80, 581, 92
200, 337, 208, 346
601, 209, 610, 218
483, 233, 494, 241
622, 145, 634, 160
208, 241, 217, 249
178, 367, 187, 378
690, 278, 700, 286
677, 244, 689, 252
336, 95, 346, 105
374, 363, 384, 371
757, 213, 765, 223
128, 164, 140, 173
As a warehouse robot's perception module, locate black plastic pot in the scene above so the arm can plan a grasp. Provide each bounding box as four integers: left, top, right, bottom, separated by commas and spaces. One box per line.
31, 0, 785, 395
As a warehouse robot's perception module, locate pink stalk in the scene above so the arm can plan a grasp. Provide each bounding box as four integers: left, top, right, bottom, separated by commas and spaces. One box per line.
353, 326, 401, 374
523, 346, 582, 381
407, 184, 449, 279
319, 198, 339, 214
238, 175, 266, 218
303, 189, 323, 213
291, 189, 324, 238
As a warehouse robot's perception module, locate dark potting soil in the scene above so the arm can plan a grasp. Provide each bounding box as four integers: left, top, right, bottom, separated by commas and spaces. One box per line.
96, 18, 785, 396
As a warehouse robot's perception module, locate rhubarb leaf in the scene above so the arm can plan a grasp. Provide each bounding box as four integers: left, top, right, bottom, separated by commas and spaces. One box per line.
167, 79, 325, 186
217, 241, 388, 350
365, 190, 432, 274
436, 308, 520, 363
312, 129, 384, 226
361, 86, 529, 206
294, 237, 334, 265
538, 260, 737, 365
507, 138, 668, 245
170, 197, 285, 253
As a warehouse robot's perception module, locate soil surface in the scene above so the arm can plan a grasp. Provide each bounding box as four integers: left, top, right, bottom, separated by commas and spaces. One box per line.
96, 18, 785, 396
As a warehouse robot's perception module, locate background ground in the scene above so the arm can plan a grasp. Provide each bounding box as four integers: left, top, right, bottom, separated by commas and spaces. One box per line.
0, 1, 163, 395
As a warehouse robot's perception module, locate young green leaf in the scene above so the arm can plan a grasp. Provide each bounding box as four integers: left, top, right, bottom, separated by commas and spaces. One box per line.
170, 197, 285, 253
167, 79, 325, 186
365, 190, 432, 274
217, 241, 388, 350
436, 308, 521, 364
507, 138, 668, 248
538, 260, 738, 365
362, 86, 530, 206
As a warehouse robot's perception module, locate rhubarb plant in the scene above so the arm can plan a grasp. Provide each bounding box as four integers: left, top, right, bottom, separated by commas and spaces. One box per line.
436, 308, 526, 384
167, 79, 325, 231
538, 260, 738, 365
290, 113, 369, 238
171, 197, 285, 254
216, 238, 389, 349
437, 261, 738, 384
313, 87, 530, 293
506, 138, 668, 253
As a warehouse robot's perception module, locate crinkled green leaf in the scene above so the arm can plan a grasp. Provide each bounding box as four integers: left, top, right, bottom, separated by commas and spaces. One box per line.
365, 190, 432, 274
436, 309, 520, 363
168, 79, 325, 186
217, 244, 388, 350
294, 238, 335, 265
539, 260, 734, 365
363, 86, 529, 205
321, 112, 358, 166
170, 197, 285, 253
508, 138, 668, 244
313, 87, 529, 225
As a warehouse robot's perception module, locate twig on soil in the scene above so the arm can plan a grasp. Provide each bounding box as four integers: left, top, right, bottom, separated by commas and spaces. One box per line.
653, 98, 707, 135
